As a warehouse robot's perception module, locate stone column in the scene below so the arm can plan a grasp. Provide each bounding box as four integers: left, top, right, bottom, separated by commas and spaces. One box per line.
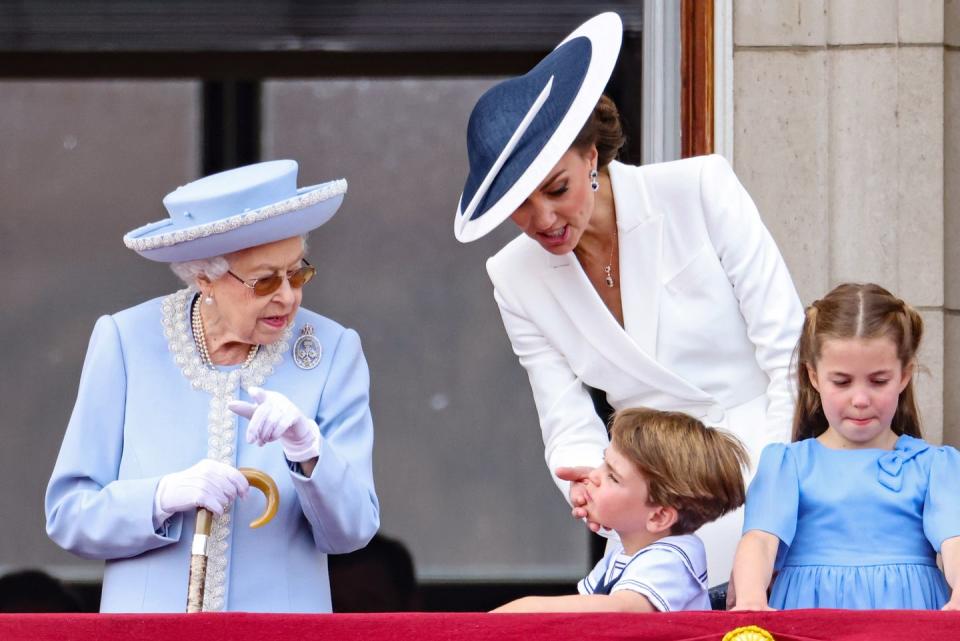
733, 0, 948, 444
946, 0, 960, 446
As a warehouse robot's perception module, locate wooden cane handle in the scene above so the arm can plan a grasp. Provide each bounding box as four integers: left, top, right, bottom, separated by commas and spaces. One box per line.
239, 467, 279, 528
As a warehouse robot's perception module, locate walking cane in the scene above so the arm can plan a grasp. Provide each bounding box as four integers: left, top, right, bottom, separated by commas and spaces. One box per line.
186, 467, 279, 612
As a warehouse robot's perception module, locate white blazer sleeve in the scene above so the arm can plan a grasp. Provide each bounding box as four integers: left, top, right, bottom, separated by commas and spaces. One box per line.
489, 281, 608, 501
697, 155, 803, 444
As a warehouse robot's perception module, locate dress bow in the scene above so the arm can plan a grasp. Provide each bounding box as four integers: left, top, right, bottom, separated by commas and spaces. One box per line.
877, 436, 929, 492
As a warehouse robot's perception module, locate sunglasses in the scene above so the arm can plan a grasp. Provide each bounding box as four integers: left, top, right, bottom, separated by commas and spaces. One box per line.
226, 258, 316, 297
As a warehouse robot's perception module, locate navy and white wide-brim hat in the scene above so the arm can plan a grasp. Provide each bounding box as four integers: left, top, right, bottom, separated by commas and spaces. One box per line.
124, 160, 347, 262
454, 12, 623, 243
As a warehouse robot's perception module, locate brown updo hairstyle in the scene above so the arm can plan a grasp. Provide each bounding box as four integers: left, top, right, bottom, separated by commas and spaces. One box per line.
792, 282, 924, 442
571, 95, 626, 168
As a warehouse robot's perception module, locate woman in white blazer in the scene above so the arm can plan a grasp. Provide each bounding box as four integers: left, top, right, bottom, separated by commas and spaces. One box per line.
453, 13, 803, 588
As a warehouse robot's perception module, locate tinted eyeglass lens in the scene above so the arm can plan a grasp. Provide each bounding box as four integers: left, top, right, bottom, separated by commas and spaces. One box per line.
253, 274, 284, 296
290, 265, 316, 288
252, 266, 316, 296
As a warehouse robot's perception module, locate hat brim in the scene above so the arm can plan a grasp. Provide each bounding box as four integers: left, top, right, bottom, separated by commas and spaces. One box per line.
454, 12, 622, 243
124, 179, 346, 262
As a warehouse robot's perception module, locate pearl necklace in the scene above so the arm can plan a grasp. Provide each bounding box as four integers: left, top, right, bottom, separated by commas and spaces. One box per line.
191, 295, 259, 368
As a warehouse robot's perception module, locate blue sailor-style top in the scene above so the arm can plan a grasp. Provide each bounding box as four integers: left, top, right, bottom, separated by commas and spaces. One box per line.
577, 534, 711, 611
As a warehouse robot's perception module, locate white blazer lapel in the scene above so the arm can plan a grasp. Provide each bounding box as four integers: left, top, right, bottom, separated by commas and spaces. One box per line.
543, 251, 629, 355
609, 161, 663, 357
542, 250, 710, 403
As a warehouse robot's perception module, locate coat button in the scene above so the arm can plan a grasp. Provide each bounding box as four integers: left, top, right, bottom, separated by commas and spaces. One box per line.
706, 405, 725, 423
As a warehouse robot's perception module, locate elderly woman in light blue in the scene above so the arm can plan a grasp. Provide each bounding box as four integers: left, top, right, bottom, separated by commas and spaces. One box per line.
45, 160, 379, 612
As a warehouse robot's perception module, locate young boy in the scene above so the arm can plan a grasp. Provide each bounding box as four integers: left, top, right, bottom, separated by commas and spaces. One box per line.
492, 407, 748, 613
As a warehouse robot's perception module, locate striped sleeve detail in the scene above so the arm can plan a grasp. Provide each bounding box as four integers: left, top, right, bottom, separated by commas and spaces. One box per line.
579, 574, 596, 593
614, 580, 670, 611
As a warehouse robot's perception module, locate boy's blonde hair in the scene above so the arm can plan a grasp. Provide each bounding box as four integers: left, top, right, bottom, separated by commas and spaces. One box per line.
610, 407, 748, 535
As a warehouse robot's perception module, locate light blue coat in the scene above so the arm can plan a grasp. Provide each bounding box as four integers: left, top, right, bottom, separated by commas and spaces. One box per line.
45, 292, 379, 612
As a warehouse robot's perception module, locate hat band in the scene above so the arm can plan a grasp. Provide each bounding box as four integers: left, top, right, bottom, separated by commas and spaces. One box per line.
124, 179, 347, 253
460, 76, 554, 222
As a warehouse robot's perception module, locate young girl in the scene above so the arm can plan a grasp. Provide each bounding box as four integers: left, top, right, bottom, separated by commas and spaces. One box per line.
731, 283, 960, 610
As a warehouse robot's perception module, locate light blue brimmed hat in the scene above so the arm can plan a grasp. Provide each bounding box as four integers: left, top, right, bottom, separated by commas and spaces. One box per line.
454, 12, 622, 243
124, 160, 346, 262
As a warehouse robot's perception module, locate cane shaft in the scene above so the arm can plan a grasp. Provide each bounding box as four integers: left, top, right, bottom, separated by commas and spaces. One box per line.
186, 554, 208, 613
186, 508, 214, 613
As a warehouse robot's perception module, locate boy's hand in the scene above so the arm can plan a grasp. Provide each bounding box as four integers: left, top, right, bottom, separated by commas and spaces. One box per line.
555, 466, 602, 533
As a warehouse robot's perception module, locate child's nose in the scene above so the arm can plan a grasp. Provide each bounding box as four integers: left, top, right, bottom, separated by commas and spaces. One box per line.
851, 389, 870, 407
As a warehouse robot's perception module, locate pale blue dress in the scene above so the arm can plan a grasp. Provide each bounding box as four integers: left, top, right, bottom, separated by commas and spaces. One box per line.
743, 435, 960, 609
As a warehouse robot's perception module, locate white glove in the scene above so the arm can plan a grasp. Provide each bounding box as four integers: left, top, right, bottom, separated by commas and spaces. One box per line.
154, 459, 249, 524
227, 386, 321, 462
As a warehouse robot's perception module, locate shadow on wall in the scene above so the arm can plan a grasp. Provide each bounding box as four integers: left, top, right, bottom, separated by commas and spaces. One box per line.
329, 533, 577, 612
329, 533, 421, 612
0, 569, 85, 613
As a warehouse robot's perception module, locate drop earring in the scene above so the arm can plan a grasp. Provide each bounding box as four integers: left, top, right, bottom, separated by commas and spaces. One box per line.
204, 293, 214, 305
590, 169, 599, 192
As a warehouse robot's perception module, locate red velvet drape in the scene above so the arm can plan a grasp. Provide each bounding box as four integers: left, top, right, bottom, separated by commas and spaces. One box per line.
1, 610, 958, 641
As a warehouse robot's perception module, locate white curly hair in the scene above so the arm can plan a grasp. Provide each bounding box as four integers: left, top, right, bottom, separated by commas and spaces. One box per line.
169, 236, 309, 289
169, 256, 231, 289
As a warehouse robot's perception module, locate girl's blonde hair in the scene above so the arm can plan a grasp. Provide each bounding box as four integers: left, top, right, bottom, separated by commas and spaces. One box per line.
792, 282, 924, 442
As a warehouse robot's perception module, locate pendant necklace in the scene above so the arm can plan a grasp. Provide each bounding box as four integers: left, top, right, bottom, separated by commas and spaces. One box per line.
603, 229, 618, 288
